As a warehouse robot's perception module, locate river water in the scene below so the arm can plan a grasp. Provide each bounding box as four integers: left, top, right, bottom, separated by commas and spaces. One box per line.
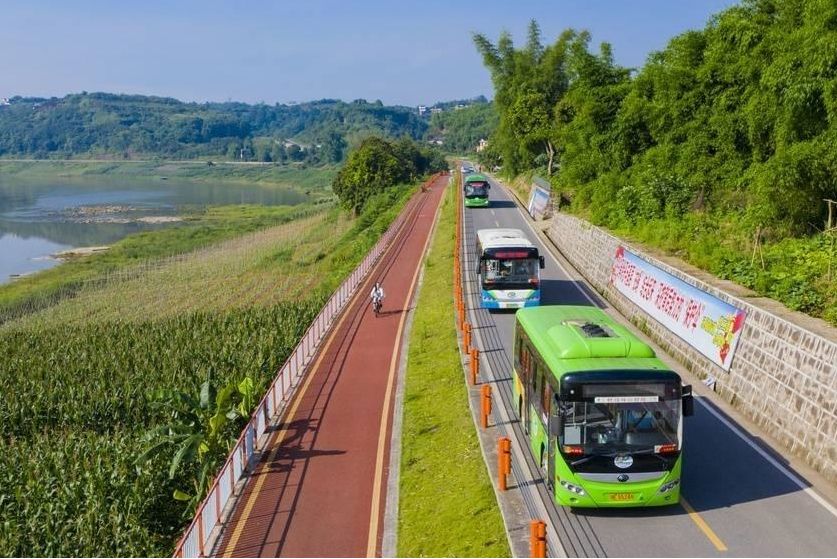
0, 175, 309, 283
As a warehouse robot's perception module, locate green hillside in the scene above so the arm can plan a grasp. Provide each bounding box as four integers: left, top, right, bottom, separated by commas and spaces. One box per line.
0, 93, 427, 160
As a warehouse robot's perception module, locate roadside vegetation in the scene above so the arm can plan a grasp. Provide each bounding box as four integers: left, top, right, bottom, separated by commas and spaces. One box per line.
473, 0, 837, 324
332, 136, 446, 214
0, 171, 419, 555
398, 186, 510, 557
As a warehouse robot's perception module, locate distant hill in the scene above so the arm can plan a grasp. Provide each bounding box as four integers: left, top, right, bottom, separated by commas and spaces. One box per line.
0, 93, 428, 160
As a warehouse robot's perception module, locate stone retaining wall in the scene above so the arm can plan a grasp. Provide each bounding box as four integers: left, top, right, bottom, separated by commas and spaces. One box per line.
547, 212, 837, 484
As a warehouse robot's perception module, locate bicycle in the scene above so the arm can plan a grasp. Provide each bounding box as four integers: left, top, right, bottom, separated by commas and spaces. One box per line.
372, 297, 382, 317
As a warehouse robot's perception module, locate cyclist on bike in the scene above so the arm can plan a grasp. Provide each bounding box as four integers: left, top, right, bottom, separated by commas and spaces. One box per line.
370, 281, 385, 314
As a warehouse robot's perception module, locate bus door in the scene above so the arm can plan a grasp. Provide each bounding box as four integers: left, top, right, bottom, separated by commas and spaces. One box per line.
519, 344, 533, 433
528, 361, 541, 440
546, 390, 559, 490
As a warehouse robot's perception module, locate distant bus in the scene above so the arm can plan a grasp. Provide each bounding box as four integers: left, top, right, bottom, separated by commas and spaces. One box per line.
475, 228, 544, 308
512, 305, 694, 508
463, 173, 490, 207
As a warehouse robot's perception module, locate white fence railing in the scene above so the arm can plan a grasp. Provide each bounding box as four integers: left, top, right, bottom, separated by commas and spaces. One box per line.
173, 173, 441, 557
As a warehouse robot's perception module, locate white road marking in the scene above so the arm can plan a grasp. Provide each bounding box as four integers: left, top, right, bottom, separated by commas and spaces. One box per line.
493, 177, 837, 521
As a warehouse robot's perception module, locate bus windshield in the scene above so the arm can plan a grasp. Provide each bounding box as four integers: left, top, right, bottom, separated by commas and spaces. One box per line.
465, 184, 488, 198
482, 257, 538, 289
559, 383, 680, 453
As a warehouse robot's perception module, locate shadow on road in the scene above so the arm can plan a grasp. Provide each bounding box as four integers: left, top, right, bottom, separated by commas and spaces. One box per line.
486, 200, 517, 209
539, 279, 603, 307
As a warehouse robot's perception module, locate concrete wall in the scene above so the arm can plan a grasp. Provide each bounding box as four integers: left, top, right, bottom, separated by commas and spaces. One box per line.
547, 212, 837, 484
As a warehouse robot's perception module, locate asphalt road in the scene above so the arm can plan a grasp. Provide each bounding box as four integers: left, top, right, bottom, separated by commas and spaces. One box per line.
461, 171, 837, 557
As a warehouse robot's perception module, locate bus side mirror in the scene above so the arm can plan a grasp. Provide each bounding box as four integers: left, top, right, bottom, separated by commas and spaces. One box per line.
682, 385, 694, 417
539, 256, 545, 269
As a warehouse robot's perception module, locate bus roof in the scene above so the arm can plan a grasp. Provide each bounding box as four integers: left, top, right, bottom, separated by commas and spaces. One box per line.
464, 173, 489, 183
477, 228, 535, 250
516, 305, 670, 376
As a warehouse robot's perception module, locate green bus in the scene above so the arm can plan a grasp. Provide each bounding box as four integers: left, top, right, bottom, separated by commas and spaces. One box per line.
512, 305, 694, 508
463, 173, 490, 208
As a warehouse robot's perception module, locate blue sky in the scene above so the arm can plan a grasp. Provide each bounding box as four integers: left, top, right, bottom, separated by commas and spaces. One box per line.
2, 0, 736, 107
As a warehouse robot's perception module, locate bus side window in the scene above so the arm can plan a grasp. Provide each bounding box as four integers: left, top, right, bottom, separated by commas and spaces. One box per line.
533, 362, 541, 405
549, 392, 562, 437
524, 347, 533, 380
542, 382, 551, 416
513, 331, 523, 372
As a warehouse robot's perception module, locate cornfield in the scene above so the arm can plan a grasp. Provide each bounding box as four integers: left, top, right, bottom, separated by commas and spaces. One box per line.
0, 302, 323, 556
0, 183, 415, 556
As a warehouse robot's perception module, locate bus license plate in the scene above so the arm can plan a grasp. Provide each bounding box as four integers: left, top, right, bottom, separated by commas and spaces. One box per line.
609, 492, 635, 501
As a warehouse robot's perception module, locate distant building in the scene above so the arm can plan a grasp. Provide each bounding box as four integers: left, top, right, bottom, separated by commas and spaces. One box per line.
454, 104, 466, 110
476, 138, 488, 152
418, 105, 428, 116
282, 139, 308, 150
0, 97, 9, 106
430, 107, 443, 114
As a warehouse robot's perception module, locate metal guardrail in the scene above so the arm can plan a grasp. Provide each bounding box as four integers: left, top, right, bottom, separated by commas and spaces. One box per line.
173, 174, 442, 558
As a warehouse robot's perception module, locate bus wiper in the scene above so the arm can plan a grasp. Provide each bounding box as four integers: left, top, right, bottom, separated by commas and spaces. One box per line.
570, 448, 674, 468
570, 452, 616, 467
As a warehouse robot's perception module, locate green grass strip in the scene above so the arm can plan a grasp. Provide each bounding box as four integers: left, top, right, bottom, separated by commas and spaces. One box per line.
397, 185, 510, 557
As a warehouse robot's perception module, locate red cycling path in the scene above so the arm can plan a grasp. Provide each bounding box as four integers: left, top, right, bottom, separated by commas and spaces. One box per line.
213, 175, 448, 557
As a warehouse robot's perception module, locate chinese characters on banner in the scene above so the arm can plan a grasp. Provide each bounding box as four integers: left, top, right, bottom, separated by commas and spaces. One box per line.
610, 246, 747, 371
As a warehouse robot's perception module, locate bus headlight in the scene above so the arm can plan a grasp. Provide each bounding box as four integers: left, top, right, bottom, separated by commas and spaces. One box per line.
658, 479, 680, 493
558, 478, 586, 496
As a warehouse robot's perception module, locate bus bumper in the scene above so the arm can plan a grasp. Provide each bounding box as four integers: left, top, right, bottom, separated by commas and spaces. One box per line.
554, 460, 682, 508
481, 300, 540, 309
464, 198, 490, 207
555, 479, 681, 508
481, 293, 540, 309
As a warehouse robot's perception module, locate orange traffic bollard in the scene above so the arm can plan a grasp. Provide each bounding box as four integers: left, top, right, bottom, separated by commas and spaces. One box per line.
469, 347, 479, 385
480, 384, 492, 429
498, 437, 511, 491
530, 520, 547, 558
463, 322, 472, 353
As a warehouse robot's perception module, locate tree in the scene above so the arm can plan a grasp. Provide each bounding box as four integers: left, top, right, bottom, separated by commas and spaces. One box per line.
271, 143, 287, 164
321, 131, 347, 163
331, 136, 446, 214
473, 21, 575, 175
332, 137, 404, 214
286, 143, 303, 161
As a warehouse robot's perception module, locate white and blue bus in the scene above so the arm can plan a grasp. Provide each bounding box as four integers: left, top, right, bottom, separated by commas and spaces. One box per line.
475, 228, 545, 309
